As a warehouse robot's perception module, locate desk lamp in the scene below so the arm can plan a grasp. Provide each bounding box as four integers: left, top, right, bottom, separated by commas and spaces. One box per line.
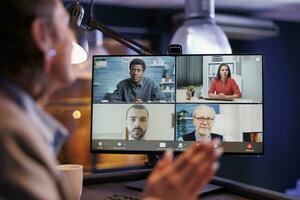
68, 0, 153, 65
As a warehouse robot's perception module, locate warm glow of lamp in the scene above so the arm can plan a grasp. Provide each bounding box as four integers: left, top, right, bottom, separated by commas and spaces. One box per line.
68, 1, 89, 64
71, 42, 88, 64
72, 110, 82, 119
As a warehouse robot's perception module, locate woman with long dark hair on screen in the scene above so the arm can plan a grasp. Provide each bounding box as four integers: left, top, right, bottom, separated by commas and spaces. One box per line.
208, 63, 241, 100
0, 0, 222, 199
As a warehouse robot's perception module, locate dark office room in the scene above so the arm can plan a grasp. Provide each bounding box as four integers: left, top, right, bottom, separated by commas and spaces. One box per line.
1, 0, 300, 199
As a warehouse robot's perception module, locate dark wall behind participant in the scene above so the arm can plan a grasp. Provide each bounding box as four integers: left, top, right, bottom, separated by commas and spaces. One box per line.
217, 21, 300, 193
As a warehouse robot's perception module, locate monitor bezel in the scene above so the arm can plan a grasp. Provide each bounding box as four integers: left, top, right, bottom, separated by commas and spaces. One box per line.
90, 53, 264, 156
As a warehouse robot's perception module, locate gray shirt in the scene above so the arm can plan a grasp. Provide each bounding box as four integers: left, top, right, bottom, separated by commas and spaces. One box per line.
110, 77, 165, 102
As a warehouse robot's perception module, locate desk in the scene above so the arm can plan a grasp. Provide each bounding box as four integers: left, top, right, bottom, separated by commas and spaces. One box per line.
176, 89, 262, 103
185, 97, 262, 103
82, 182, 141, 199
82, 169, 293, 200
82, 181, 251, 200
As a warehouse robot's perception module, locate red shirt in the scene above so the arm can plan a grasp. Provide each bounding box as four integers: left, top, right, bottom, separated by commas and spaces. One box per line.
208, 77, 241, 97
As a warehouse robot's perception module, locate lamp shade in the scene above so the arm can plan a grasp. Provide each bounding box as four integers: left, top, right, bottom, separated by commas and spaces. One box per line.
171, 0, 231, 54
68, 1, 89, 64
71, 24, 89, 64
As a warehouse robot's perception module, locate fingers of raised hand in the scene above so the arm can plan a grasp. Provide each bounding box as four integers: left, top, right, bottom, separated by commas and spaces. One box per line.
172, 140, 223, 193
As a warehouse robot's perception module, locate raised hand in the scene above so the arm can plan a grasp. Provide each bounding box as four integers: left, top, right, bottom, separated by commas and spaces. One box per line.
143, 139, 223, 200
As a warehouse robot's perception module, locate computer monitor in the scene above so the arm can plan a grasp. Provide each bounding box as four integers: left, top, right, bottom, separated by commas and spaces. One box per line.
91, 54, 263, 155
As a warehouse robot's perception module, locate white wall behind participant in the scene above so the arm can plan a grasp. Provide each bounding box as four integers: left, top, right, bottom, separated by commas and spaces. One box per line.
240, 55, 262, 100
216, 104, 263, 141
92, 104, 174, 140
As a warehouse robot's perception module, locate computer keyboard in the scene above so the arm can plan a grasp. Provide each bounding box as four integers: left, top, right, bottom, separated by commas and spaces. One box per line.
126, 179, 223, 195
104, 193, 139, 200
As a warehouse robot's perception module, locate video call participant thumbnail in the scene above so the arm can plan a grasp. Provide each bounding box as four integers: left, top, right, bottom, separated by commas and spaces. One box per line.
126, 104, 149, 140
110, 58, 165, 102
178, 105, 223, 141
208, 63, 241, 100
244, 132, 262, 142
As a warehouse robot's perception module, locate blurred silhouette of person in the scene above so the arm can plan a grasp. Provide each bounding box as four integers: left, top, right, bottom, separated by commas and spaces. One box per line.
0, 0, 222, 199
0, 0, 75, 199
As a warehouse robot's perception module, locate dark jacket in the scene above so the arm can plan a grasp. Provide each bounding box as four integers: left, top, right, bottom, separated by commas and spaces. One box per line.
181, 131, 223, 141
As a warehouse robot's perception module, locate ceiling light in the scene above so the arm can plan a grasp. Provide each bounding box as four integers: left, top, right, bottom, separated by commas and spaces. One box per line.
171, 0, 232, 54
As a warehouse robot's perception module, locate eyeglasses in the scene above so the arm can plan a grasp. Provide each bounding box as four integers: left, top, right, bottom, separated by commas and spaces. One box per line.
193, 116, 214, 123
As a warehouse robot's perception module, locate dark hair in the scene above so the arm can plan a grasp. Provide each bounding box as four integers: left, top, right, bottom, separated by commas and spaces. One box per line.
129, 58, 146, 71
0, 0, 56, 77
216, 63, 231, 80
126, 104, 149, 119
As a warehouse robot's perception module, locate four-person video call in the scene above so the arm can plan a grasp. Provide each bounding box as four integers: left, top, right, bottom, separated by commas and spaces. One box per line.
91, 54, 263, 154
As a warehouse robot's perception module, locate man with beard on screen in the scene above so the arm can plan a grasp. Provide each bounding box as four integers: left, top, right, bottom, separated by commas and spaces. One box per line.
126, 105, 149, 140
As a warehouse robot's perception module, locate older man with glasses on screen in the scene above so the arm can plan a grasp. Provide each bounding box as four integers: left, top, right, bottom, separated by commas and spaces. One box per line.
178, 105, 223, 141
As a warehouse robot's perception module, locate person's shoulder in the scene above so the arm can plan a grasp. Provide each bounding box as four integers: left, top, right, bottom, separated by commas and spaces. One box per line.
0, 93, 42, 143
116, 78, 131, 89
0, 90, 51, 145
212, 78, 219, 83
0, 93, 60, 176
143, 77, 155, 83
186, 130, 195, 135
182, 131, 196, 141
143, 77, 157, 88
228, 77, 236, 83
0, 95, 71, 199
118, 78, 131, 84
0, 93, 27, 132
211, 133, 223, 141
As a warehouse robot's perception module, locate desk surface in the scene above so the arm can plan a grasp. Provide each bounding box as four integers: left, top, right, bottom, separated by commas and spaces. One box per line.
82, 182, 141, 200
82, 169, 293, 200
176, 89, 262, 103
82, 182, 252, 200
184, 97, 262, 103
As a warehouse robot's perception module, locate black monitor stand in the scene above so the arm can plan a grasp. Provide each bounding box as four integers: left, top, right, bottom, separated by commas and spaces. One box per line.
144, 153, 161, 168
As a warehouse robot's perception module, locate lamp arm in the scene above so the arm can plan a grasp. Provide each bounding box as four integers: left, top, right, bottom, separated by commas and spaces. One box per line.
87, 18, 153, 55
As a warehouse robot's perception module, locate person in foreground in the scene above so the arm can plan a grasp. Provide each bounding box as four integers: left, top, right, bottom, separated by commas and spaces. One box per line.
0, 0, 223, 199
208, 63, 241, 100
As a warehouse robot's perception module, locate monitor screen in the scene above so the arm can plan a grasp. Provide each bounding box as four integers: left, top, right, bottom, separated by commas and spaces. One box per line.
91, 54, 263, 155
